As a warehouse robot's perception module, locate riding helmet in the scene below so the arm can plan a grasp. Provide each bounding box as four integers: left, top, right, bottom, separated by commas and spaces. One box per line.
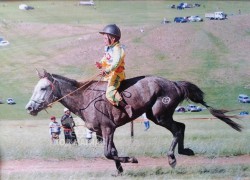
99, 24, 121, 40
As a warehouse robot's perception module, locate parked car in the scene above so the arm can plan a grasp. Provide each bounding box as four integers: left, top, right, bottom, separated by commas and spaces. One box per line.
0, 99, 4, 104
175, 106, 186, 113
174, 17, 188, 23
238, 94, 250, 103
187, 16, 203, 22
239, 111, 249, 116
7, 98, 16, 105
161, 18, 171, 24
177, 4, 184, 10
170, 4, 175, 9
0, 37, 9, 47
187, 104, 202, 112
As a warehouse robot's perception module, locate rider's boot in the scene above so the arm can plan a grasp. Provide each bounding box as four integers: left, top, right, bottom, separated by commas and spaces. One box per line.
119, 101, 133, 118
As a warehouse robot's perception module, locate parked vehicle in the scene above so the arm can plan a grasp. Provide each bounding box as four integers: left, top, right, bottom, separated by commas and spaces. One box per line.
174, 17, 188, 23
0, 37, 9, 47
7, 98, 16, 105
170, 4, 175, 9
238, 94, 250, 103
161, 18, 171, 24
187, 104, 202, 112
79, 0, 95, 6
205, 12, 227, 20
0, 99, 4, 104
188, 16, 203, 22
177, 3, 185, 10
239, 111, 249, 116
175, 106, 186, 113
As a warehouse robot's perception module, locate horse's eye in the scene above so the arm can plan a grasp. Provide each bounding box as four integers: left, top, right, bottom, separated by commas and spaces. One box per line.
41, 87, 46, 91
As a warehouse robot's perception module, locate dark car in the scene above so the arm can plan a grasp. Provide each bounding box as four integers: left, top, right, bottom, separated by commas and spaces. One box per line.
239, 111, 249, 116
175, 106, 186, 113
174, 17, 188, 23
170, 4, 175, 9
177, 3, 185, 10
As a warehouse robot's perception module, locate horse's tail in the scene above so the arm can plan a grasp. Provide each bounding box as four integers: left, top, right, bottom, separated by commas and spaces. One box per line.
175, 81, 242, 132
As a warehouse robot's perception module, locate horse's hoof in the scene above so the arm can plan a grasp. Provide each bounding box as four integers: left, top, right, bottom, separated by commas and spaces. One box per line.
167, 153, 176, 168
129, 157, 138, 163
111, 171, 123, 177
179, 148, 195, 156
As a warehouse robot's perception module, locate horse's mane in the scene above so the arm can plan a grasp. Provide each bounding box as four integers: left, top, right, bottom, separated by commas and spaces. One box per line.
51, 74, 80, 88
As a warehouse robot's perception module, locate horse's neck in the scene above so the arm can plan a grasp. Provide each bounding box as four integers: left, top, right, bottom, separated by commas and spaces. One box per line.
55, 81, 81, 112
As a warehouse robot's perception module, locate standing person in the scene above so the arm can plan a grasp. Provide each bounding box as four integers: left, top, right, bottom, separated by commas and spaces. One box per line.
49, 116, 61, 144
61, 108, 78, 145
142, 113, 150, 131
95, 24, 133, 118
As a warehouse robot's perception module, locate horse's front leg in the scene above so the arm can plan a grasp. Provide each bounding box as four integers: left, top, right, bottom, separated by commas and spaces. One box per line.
103, 128, 138, 175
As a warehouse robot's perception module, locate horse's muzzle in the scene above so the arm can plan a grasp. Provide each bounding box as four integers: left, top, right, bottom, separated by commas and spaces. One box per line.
25, 101, 40, 116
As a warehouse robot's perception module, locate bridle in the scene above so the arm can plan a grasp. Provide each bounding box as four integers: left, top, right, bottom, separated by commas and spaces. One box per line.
31, 77, 58, 110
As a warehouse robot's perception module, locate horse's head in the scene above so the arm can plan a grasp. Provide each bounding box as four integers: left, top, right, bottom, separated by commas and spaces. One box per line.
25, 69, 58, 116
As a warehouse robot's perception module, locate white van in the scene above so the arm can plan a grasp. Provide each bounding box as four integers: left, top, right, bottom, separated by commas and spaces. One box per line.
238, 94, 250, 103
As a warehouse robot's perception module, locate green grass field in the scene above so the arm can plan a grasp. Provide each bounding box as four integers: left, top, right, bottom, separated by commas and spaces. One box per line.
1, 116, 250, 179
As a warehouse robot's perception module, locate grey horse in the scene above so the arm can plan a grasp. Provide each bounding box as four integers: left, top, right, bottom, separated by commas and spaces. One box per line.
25, 70, 242, 174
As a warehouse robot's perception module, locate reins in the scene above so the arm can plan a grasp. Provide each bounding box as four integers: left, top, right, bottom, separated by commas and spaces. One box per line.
47, 74, 102, 108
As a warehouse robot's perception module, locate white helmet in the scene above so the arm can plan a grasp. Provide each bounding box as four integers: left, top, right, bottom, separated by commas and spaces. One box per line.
64, 107, 69, 112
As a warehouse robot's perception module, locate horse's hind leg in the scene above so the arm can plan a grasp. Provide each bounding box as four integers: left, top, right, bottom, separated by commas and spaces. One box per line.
155, 116, 194, 168
175, 121, 194, 156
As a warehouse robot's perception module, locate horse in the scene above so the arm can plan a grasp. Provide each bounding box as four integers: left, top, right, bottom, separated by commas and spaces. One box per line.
25, 70, 242, 174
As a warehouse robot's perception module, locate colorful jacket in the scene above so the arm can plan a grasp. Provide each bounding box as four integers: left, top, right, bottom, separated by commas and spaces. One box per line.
99, 42, 125, 79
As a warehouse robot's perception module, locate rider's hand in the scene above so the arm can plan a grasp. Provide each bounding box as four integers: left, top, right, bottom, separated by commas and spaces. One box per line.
99, 69, 107, 77
95, 62, 102, 69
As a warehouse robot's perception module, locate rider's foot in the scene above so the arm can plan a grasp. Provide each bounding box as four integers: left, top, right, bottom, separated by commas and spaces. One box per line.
119, 101, 133, 118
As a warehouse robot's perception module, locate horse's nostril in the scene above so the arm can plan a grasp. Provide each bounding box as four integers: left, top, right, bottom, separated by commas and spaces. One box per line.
27, 106, 33, 111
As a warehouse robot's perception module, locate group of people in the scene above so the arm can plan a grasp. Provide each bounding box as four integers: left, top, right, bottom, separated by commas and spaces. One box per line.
49, 108, 78, 144
49, 24, 151, 144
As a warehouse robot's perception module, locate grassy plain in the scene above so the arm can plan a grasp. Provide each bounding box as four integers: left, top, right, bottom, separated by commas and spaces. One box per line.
1, 116, 250, 179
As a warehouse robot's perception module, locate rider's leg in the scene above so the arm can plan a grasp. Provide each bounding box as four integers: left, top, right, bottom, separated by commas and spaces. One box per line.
106, 74, 133, 117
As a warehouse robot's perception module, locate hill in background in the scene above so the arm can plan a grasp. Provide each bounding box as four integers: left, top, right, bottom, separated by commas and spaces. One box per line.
0, 1, 249, 119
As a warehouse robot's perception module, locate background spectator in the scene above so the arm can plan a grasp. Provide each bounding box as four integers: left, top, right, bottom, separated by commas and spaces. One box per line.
61, 108, 78, 145
49, 116, 61, 144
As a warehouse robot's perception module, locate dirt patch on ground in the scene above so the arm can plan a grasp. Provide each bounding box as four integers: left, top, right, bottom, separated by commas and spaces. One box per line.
1, 155, 250, 174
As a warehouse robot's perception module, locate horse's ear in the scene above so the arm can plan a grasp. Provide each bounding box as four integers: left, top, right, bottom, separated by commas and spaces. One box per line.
36, 68, 43, 79
43, 69, 49, 78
